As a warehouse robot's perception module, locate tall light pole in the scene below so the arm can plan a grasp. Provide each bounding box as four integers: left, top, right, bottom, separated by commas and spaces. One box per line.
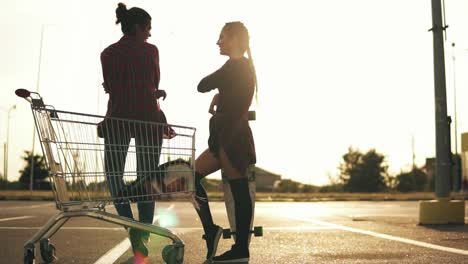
451, 43, 458, 157
4, 105, 16, 182
451, 42, 462, 191
419, 0, 465, 224
431, 0, 451, 198
30, 25, 45, 192
412, 135, 416, 170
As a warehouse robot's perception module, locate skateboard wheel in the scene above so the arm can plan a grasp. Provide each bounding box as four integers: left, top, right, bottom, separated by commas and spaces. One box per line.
222, 229, 232, 239
253, 226, 263, 237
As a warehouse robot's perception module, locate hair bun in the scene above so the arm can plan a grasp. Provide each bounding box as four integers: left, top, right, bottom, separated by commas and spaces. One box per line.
115, 3, 128, 25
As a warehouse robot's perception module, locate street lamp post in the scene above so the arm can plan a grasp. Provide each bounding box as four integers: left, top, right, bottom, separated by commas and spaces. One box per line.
451, 43, 458, 158
29, 24, 45, 192
451, 43, 462, 191
2, 143, 5, 181
4, 105, 16, 182
419, 0, 465, 224
431, 0, 451, 199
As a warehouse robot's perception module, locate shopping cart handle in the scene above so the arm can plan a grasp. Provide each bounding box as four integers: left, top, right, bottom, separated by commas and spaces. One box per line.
15, 88, 31, 98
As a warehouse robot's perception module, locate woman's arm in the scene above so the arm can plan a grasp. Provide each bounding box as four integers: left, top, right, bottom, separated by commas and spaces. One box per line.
152, 46, 167, 100
153, 46, 161, 90
197, 61, 230, 93
100, 52, 112, 94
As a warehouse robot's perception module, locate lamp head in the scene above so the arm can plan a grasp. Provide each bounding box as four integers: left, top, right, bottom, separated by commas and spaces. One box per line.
15, 89, 30, 98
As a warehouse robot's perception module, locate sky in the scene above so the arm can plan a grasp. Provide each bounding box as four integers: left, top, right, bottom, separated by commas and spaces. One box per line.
1, 0, 468, 186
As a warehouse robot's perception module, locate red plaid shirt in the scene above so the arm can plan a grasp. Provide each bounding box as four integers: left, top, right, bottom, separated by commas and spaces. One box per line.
101, 35, 161, 121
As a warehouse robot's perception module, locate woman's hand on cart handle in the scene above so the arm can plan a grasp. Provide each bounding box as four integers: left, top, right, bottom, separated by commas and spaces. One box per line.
209, 93, 219, 115
155, 90, 167, 100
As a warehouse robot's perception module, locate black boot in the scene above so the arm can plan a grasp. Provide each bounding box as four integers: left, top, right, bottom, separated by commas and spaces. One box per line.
213, 178, 252, 263
194, 172, 222, 260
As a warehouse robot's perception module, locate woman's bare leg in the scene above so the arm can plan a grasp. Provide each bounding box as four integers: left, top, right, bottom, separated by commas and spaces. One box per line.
195, 149, 220, 177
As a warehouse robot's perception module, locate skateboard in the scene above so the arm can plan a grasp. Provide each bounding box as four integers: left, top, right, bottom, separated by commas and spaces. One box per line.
221, 110, 263, 242
221, 165, 263, 242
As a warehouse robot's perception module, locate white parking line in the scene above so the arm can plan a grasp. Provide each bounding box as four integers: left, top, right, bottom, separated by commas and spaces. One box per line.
130, 226, 333, 232
93, 204, 176, 264
0, 226, 124, 230
0, 225, 332, 232
289, 216, 468, 256
91, 215, 330, 263
0, 216, 34, 222
94, 238, 131, 264
3, 203, 54, 210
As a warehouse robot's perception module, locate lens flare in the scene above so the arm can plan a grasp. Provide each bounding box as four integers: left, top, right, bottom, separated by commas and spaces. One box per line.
156, 205, 179, 228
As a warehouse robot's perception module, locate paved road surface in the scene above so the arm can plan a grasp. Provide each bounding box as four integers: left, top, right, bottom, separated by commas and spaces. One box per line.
1, 201, 467, 263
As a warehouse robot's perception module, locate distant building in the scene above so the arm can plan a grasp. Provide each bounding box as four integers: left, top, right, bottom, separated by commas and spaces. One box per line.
207, 166, 281, 192
253, 166, 281, 192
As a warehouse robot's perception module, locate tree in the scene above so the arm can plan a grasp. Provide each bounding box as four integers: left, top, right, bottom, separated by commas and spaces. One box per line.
18, 151, 49, 189
339, 147, 388, 192
301, 184, 319, 193
0, 178, 7, 190
395, 167, 428, 192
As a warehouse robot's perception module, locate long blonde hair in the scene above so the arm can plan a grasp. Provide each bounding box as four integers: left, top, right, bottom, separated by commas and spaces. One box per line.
222, 22, 258, 101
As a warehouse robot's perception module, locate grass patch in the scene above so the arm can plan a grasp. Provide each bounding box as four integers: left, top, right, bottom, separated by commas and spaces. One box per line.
0, 190, 54, 200
207, 191, 468, 201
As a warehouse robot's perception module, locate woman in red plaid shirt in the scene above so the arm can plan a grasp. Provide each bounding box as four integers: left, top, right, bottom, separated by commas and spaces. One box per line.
100, 3, 167, 263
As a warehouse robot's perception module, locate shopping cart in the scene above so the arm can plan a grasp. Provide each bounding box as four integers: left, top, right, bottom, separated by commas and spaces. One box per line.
16, 89, 196, 264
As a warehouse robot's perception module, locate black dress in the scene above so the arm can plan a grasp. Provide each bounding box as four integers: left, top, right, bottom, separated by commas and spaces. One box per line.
197, 57, 256, 176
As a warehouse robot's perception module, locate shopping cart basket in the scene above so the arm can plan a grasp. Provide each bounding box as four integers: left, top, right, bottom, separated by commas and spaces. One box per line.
16, 89, 195, 264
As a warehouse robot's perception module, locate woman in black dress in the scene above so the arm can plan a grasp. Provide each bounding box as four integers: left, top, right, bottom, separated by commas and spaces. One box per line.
193, 21, 258, 263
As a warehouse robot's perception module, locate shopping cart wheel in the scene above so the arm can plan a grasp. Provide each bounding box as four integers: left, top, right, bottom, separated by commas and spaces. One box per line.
40, 238, 57, 263
162, 244, 176, 264
162, 244, 184, 264
23, 246, 35, 264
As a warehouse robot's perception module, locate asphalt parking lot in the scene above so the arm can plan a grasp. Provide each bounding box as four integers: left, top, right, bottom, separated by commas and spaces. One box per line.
0, 200, 467, 263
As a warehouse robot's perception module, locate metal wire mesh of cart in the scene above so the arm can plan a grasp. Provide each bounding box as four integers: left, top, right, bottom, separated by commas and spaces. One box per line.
22, 90, 196, 211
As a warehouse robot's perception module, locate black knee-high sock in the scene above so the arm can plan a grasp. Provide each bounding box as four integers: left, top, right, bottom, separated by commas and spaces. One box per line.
194, 172, 215, 234
229, 177, 252, 253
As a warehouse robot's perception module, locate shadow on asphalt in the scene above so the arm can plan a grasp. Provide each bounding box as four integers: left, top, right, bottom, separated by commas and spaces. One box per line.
418, 224, 468, 234
120, 256, 134, 264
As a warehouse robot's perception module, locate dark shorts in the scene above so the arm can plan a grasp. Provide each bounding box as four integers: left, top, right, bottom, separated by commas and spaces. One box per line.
208, 115, 256, 176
